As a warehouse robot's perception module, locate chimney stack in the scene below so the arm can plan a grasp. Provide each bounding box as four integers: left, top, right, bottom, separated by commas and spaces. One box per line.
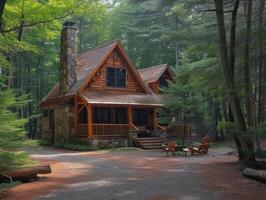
59, 21, 78, 95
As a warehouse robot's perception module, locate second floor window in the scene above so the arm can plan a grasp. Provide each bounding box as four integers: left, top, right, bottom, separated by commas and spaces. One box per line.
106, 67, 126, 88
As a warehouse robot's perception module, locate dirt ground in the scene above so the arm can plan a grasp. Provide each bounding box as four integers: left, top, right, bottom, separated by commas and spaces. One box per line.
1, 146, 266, 200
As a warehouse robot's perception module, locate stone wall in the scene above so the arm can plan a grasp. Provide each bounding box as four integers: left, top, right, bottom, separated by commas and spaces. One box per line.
73, 137, 129, 149
54, 105, 74, 144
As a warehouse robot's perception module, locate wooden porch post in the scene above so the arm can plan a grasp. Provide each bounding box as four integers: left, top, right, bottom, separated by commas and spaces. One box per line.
87, 104, 93, 138
153, 107, 158, 130
74, 95, 78, 134
128, 106, 133, 129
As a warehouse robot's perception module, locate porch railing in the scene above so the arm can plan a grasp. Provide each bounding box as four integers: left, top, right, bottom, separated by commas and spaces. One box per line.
92, 123, 129, 138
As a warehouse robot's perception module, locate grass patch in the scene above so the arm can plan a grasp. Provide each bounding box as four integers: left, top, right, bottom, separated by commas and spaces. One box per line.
37, 139, 53, 146
53, 143, 98, 151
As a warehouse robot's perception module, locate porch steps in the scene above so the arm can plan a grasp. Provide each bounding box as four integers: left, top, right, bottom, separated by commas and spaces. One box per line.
135, 137, 164, 149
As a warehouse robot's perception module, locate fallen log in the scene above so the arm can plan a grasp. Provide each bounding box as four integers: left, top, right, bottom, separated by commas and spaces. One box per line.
0, 165, 51, 181
242, 168, 266, 183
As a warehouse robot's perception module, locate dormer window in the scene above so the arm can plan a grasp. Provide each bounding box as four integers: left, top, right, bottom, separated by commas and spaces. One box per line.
159, 76, 169, 88
106, 67, 126, 88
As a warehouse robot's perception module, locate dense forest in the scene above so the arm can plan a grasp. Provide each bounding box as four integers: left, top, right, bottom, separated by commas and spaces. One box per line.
0, 0, 266, 168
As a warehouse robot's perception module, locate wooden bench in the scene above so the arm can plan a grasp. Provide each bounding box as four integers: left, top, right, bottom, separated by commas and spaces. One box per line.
162, 141, 177, 157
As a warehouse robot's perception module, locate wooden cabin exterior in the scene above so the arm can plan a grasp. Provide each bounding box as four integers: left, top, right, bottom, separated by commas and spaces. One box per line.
138, 64, 175, 94
40, 22, 176, 147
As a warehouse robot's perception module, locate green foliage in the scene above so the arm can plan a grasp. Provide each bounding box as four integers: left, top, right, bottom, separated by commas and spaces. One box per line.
217, 121, 236, 132
256, 149, 266, 159
0, 89, 37, 171
0, 152, 35, 171
0, 90, 28, 149
176, 138, 186, 146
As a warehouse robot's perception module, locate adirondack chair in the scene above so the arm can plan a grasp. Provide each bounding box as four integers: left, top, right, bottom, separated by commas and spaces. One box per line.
201, 135, 210, 145
188, 135, 210, 155
188, 143, 210, 155
182, 135, 210, 156
162, 141, 177, 157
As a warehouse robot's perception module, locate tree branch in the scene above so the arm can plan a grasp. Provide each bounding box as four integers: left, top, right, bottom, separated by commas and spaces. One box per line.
1, 3, 80, 34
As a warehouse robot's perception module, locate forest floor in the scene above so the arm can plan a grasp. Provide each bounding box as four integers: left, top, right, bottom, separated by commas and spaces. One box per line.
1, 145, 266, 200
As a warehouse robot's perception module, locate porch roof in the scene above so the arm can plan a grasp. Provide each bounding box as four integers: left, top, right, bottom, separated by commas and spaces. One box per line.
80, 91, 163, 106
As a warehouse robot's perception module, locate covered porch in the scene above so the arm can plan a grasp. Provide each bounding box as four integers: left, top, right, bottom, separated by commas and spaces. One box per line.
75, 91, 163, 138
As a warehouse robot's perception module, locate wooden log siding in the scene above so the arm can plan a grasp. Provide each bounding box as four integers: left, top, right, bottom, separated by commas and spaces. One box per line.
148, 82, 160, 94
87, 49, 144, 92
92, 124, 128, 138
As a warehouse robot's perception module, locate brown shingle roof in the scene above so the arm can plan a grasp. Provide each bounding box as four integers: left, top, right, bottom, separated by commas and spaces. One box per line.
41, 40, 120, 103
80, 90, 163, 106
40, 40, 168, 105
138, 64, 173, 83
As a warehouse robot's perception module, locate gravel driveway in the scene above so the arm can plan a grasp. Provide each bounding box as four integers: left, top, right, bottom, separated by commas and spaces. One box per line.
5, 147, 234, 200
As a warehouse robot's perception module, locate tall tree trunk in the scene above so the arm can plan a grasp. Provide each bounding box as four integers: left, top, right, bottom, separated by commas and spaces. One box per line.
244, 0, 256, 128
228, 0, 244, 153
214, 0, 255, 162
229, 0, 240, 80
257, 0, 266, 124
174, 14, 179, 66
0, 0, 7, 32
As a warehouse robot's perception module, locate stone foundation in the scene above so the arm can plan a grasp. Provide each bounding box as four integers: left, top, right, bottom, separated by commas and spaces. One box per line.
73, 137, 128, 148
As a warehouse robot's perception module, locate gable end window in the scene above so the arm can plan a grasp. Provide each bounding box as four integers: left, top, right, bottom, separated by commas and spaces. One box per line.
106, 67, 126, 88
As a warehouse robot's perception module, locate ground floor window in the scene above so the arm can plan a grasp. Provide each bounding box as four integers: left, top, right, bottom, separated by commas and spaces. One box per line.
133, 108, 148, 126
93, 107, 112, 123
115, 108, 127, 124
93, 107, 127, 124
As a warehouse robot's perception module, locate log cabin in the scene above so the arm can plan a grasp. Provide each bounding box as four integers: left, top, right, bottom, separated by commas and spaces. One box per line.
40, 21, 176, 148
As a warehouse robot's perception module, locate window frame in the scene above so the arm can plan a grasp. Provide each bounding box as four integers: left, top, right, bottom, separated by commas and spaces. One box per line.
93, 107, 112, 123
106, 67, 126, 88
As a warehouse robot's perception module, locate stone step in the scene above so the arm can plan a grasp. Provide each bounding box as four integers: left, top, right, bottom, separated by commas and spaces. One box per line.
134, 137, 165, 149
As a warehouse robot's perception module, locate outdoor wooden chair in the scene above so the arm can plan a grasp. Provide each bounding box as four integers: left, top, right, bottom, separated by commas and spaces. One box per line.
186, 135, 210, 156
189, 143, 210, 155
162, 141, 177, 157
201, 135, 210, 145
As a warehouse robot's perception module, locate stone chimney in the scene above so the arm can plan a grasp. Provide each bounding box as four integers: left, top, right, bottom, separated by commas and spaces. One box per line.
59, 21, 78, 95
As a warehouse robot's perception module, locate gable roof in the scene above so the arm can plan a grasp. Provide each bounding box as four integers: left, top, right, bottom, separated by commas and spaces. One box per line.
41, 40, 151, 104
138, 64, 175, 84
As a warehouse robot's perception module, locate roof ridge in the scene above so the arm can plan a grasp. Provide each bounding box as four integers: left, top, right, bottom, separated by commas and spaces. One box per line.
78, 39, 120, 56
138, 63, 167, 72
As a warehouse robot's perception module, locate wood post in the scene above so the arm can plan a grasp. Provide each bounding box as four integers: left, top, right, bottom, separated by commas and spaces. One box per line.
87, 104, 93, 138
74, 95, 78, 134
128, 106, 133, 129
153, 107, 158, 130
